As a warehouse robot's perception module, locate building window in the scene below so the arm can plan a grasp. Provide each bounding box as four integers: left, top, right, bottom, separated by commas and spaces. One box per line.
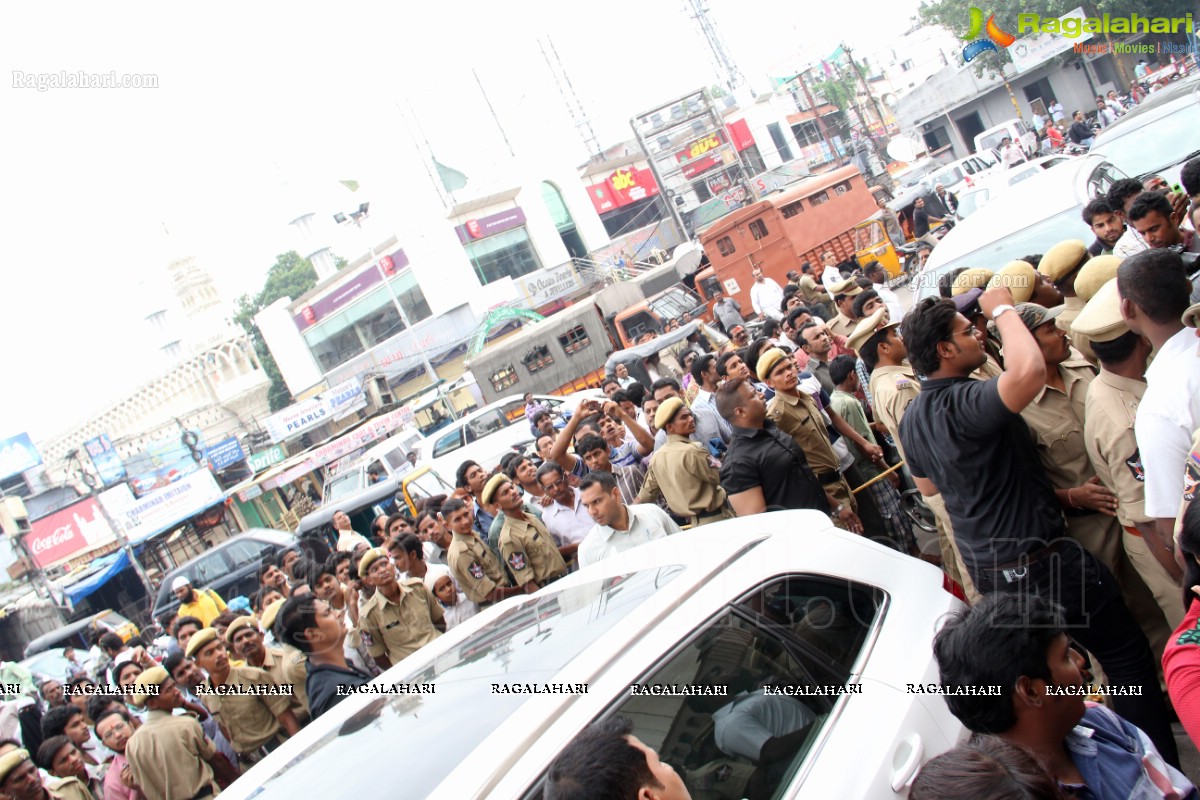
833, 181, 852, 195
490, 365, 518, 392
522, 344, 554, 373
716, 236, 736, 256
780, 201, 804, 218
901, 59, 914, 71
558, 325, 591, 355
748, 219, 769, 240
301, 272, 433, 372
810, 191, 830, 206
465, 226, 542, 285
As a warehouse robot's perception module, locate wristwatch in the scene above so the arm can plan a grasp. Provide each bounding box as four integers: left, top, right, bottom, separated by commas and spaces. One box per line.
831, 503, 845, 518
990, 304, 1016, 321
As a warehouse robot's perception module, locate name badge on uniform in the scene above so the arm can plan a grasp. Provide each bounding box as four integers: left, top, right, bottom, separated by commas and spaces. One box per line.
1124, 448, 1145, 482
468, 561, 484, 579
385, 621, 401, 630
508, 552, 527, 571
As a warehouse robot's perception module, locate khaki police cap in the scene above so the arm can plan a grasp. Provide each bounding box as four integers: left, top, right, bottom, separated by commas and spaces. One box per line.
224, 614, 259, 644
756, 347, 789, 381
654, 396, 685, 430
358, 547, 388, 579
829, 278, 863, 298
184, 627, 219, 659
1074, 254, 1122, 301
1038, 239, 1089, 281
128, 665, 169, 707
950, 268, 994, 296
259, 598, 285, 633
988, 261, 1038, 304
1183, 301, 1200, 329
480, 473, 509, 506
846, 307, 899, 353
0, 750, 31, 784
1072, 278, 1128, 343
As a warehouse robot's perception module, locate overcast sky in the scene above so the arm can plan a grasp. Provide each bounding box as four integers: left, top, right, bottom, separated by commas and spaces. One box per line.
1, 0, 923, 445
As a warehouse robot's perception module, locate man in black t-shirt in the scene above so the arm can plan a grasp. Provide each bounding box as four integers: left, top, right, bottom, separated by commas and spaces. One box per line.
897, 288, 1178, 767
912, 197, 941, 238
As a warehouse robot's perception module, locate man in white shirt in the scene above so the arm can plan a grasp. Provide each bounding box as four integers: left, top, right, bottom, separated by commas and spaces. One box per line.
576, 472, 680, 568
1118, 250, 1200, 547
863, 261, 904, 322
332, 511, 371, 552
535, 462, 595, 546
1001, 137, 1027, 168
749, 267, 784, 320
819, 251, 843, 295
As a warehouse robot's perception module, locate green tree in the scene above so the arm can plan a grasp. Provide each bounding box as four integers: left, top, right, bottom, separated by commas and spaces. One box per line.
234, 251, 321, 412
812, 71, 863, 132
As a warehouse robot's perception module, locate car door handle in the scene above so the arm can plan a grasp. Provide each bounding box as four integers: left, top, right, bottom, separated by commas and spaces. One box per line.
890, 732, 924, 792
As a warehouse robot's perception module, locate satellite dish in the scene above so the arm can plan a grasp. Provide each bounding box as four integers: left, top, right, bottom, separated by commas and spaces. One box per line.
887, 136, 923, 163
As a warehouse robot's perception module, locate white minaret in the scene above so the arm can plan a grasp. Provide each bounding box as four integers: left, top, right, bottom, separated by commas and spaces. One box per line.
289, 212, 338, 279
168, 256, 239, 353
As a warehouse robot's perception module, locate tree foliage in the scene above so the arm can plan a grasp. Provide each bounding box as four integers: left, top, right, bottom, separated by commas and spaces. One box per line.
234, 251, 320, 413
812, 71, 864, 132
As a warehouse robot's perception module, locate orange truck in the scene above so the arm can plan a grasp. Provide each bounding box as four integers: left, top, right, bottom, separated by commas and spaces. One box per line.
692, 166, 880, 316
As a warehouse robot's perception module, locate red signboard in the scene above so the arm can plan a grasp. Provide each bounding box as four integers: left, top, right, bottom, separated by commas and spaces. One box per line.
676, 130, 726, 166
23, 498, 115, 569
726, 118, 755, 151
587, 166, 660, 215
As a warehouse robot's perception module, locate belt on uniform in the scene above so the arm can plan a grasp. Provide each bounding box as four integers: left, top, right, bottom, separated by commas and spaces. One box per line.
815, 471, 843, 486
1063, 506, 1098, 518
191, 788, 215, 800
988, 539, 1069, 572
691, 501, 734, 526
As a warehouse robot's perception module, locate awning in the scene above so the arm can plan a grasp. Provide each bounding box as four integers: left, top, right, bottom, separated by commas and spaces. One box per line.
63, 549, 129, 603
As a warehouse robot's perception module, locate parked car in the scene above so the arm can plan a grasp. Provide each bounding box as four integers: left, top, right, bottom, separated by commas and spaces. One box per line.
974, 118, 1035, 157
15, 648, 79, 691
928, 150, 1001, 196
296, 465, 457, 543
151, 530, 297, 623
953, 155, 1075, 221
222, 511, 968, 799
915, 155, 1126, 302
23, 610, 139, 658
1090, 75, 1200, 188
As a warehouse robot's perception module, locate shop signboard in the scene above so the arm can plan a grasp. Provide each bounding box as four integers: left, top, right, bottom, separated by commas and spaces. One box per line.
246, 445, 286, 474
263, 378, 366, 444
23, 498, 116, 569
205, 437, 246, 471
99, 469, 225, 545
84, 434, 126, 485
294, 405, 417, 476
1008, 7, 1091, 73
124, 431, 207, 498
520, 263, 582, 308
291, 249, 409, 330
0, 433, 41, 481
454, 208, 527, 244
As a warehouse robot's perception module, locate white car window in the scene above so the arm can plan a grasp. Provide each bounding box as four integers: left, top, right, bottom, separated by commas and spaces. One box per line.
432, 427, 465, 458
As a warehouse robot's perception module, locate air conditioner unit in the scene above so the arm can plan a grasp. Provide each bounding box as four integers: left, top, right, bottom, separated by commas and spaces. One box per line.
0, 496, 31, 538
365, 374, 395, 411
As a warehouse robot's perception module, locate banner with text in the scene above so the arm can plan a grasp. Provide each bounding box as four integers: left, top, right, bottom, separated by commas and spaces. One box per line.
24, 498, 117, 569
99, 469, 225, 545
263, 378, 366, 444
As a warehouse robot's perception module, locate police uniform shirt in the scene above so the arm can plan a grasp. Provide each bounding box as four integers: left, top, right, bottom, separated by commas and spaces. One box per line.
766, 390, 855, 512
46, 777, 93, 800
359, 579, 443, 663
1058, 296, 1097, 363
447, 531, 508, 605
498, 514, 567, 587
261, 645, 310, 717
798, 275, 827, 305
829, 312, 857, 340
203, 664, 291, 754
868, 365, 921, 460
1084, 368, 1151, 526
125, 708, 216, 800
638, 434, 727, 518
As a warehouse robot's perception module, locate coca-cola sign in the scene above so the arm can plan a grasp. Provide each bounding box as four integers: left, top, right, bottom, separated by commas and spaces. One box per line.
24, 498, 116, 569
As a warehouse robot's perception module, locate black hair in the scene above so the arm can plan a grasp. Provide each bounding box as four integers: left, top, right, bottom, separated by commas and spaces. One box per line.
389, 532, 423, 560
910, 736, 1068, 800
902, 297, 959, 377
532, 409, 551, 425
715, 378, 749, 421
543, 716, 663, 800
796, 321, 820, 349
252, 586, 280, 614
609, 390, 630, 407
689, 353, 716, 385
932, 593, 1064, 734
601, 376, 621, 390
1081, 197, 1115, 225
1178, 499, 1200, 612
578, 471, 618, 494
716, 350, 740, 378
1107, 178, 1145, 212
40, 705, 82, 740
939, 268, 968, 298
301, 555, 337, 584
1126, 189, 1172, 223
829, 354, 859, 387
1182, 157, 1200, 197
161, 651, 185, 678
535, 461, 566, 484
98, 632, 124, 652
859, 327, 891, 373
455, 460, 481, 490
257, 561, 278, 583
649, 377, 681, 396
761, 318, 781, 339
742, 337, 772, 377
386, 511, 414, 532
36, 735, 74, 773
576, 434, 608, 458
172, 615, 202, 638
1088, 330, 1141, 365
851, 289, 880, 319
439, 497, 468, 517
624, 382, 646, 407
786, 306, 812, 331
1117, 249, 1191, 324
504, 454, 533, 481
854, 276, 873, 289
91, 704, 130, 733
65, 676, 92, 693
276, 594, 321, 655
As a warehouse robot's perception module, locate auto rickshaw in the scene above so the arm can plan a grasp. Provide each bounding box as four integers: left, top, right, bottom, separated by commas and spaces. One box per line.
852, 218, 903, 279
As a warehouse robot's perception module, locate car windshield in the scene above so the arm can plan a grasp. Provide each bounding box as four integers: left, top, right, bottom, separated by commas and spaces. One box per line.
246, 565, 686, 799
1092, 100, 1200, 177
955, 189, 991, 219
978, 130, 1010, 152
324, 472, 363, 503
916, 206, 1091, 301
897, 161, 941, 188
933, 165, 965, 186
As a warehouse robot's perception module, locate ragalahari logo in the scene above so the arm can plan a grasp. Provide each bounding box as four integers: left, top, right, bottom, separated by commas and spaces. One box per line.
961, 7, 1016, 62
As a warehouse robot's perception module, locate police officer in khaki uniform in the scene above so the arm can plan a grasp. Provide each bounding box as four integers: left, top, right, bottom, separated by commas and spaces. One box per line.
0, 749, 89, 800
1001, 302, 1171, 655
484, 475, 567, 587
357, 548, 443, 669
758, 348, 864, 530
826, 278, 862, 339
226, 615, 310, 721
125, 666, 237, 800
1038, 239, 1093, 361
441, 497, 529, 606
1074, 254, 1122, 303
186, 628, 301, 763
637, 398, 734, 526
1076, 278, 1184, 629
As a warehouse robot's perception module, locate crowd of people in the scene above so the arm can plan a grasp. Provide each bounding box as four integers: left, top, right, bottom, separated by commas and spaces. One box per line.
5, 160, 1200, 799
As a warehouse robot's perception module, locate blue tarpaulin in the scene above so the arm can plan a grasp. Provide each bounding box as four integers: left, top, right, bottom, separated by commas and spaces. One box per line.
64, 549, 129, 603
